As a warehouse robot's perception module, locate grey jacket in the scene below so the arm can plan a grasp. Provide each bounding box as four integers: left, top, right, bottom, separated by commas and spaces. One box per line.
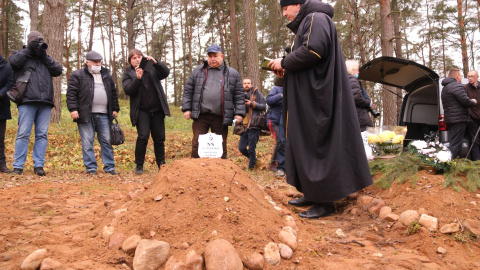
181, 61, 245, 125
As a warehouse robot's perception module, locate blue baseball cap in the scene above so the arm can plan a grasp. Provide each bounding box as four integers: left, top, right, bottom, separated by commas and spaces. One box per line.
207, 44, 222, 54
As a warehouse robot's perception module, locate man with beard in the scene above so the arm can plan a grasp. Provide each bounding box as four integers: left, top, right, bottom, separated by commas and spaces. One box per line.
268, 0, 372, 218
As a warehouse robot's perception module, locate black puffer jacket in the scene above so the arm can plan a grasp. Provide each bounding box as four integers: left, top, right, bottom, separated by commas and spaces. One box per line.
8, 47, 62, 107
349, 75, 372, 131
181, 61, 246, 125
122, 60, 171, 126
0, 55, 14, 120
66, 65, 120, 123
441, 77, 476, 125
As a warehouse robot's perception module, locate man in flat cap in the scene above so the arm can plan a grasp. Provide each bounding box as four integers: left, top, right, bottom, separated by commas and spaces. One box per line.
8, 31, 62, 176
181, 44, 245, 159
66, 51, 120, 175
268, 0, 372, 218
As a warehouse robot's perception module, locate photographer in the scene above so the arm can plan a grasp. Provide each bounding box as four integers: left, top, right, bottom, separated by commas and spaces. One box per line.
8, 31, 62, 176
346, 59, 374, 160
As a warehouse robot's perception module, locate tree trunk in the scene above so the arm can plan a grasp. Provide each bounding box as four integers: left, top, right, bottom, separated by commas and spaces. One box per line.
457, 0, 468, 76
77, 0, 82, 69
87, 0, 97, 52
353, 0, 366, 64
28, 0, 40, 31
380, 0, 396, 125
126, 0, 136, 50
391, 0, 403, 117
98, 4, 107, 63
41, 0, 66, 123
107, 4, 118, 89
229, 0, 240, 72
0, 0, 6, 56
116, 1, 126, 66
170, 0, 177, 106
141, 5, 149, 54
242, 0, 260, 88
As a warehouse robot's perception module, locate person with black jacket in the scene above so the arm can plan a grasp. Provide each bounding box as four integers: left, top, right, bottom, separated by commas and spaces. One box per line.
345, 59, 374, 160
267, 0, 372, 219
181, 44, 245, 159
266, 76, 284, 175
0, 54, 14, 173
239, 78, 266, 169
464, 70, 480, 160
441, 68, 477, 159
66, 51, 120, 175
9, 31, 63, 176
123, 49, 170, 174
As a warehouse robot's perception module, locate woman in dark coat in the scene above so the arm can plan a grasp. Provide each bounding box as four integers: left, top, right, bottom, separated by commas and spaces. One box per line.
0, 54, 14, 173
345, 59, 374, 160
122, 49, 170, 174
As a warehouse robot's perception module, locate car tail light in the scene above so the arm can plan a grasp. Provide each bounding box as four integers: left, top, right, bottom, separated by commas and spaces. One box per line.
438, 115, 447, 131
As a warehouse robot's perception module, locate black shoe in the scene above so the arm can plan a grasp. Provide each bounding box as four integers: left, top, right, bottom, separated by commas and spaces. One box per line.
34, 167, 46, 176
298, 203, 336, 219
11, 168, 22, 175
105, 170, 119, 175
86, 171, 97, 175
288, 196, 315, 207
135, 165, 143, 175
0, 165, 11, 173
159, 160, 166, 165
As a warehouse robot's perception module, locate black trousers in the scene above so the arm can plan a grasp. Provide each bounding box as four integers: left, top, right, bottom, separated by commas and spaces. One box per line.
467, 119, 480, 161
135, 110, 165, 166
0, 119, 6, 166
449, 122, 467, 159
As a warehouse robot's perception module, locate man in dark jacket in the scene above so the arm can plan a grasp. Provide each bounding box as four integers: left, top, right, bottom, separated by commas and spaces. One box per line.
464, 70, 480, 160
266, 76, 285, 177
239, 78, 266, 169
441, 68, 476, 159
9, 31, 62, 176
0, 54, 14, 173
268, 0, 372, 219
66, 51, 120, 175
181, 44, 245, 159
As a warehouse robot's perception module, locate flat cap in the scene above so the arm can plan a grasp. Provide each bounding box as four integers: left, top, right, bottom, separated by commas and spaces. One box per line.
86, 51, 103, 61
206, 44, 222, 54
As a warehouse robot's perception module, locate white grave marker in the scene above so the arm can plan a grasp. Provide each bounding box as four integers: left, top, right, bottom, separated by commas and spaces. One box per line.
198, 132, 223, 158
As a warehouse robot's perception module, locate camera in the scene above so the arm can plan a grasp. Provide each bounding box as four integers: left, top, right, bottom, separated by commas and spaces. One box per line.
369, 108, 380, 118
39, 42, 48, 50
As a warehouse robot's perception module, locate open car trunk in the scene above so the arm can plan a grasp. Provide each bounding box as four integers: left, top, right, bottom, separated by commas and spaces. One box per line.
359, 57, 440, 144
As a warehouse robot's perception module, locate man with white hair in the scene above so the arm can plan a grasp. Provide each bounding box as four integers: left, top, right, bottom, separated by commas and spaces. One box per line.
465, 70, 480, 160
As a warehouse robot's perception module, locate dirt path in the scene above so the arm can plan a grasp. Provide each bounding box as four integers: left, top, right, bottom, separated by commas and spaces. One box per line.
0, 160, 479, 269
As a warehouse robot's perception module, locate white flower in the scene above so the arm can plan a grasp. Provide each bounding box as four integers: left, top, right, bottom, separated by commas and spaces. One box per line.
436, 151, 451, 163
411, 140, 428, 150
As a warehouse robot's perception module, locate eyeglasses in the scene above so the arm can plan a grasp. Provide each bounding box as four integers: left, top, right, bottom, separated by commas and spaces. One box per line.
467, 75, 478, 78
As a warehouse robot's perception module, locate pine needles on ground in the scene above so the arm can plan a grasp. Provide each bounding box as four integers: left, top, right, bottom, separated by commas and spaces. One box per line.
369, 153, 421, 189
444, 159, 480, 192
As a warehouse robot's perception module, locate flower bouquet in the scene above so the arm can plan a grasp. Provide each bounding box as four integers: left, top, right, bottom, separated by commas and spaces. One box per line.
366, 126, 407, 156
407, 140, 452, 171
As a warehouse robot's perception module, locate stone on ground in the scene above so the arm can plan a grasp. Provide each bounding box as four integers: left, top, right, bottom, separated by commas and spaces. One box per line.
399, 210, 420, 226
278, 243, 294, 260
242, 252, 264, 270
440, 223, 460, 234
21, 249, 47, 270
109, 232, 126, 249
379, 206, 392, 220
204, 239, 243, 270
463, 219, 480, 237
368, 198, 385, 215
279, 227, 297, 250
122, 235, 142, 256
418, 214, 438, 232
185, 250, 203, 270
264, 242, 281, 266
133, 239, 170, 270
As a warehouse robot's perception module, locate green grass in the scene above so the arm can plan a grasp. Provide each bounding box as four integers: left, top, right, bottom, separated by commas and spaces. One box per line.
4, 95, 277, 174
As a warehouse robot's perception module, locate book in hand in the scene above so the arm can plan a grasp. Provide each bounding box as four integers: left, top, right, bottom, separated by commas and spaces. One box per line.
261, 58, 273, 71
139, 57, 154, 70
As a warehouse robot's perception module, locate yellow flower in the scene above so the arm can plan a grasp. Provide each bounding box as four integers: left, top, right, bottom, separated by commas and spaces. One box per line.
367, 135, 379, 144
378, 133, 390, 143
392, 135, 404, 144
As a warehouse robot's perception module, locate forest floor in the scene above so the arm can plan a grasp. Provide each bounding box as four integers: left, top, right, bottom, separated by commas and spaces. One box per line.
0, 102, 479, 269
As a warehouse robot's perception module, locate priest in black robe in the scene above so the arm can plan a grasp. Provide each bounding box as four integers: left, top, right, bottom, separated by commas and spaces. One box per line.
269, 0, 372, 219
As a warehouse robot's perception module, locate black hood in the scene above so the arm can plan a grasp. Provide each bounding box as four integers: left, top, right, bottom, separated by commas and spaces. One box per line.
441, 77, 457, 87
287, 0, 334, 34
0, 54, 6, 69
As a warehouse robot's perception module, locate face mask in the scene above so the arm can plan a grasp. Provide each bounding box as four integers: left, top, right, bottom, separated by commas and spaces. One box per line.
354, 74, 359, 79
90, 65, 101, 74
